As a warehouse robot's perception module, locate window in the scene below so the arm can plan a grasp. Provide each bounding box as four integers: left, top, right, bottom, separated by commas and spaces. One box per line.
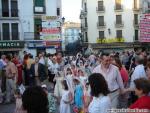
98, 1, 104, 11
99, 31, 105, 39
2, 23, 10, 40
11, 23, 19, 40
84, 3, 87, 12
34, 0, 44, 7
34, 18, 42, 40
135, 30, 138, 41
116, 30, 122, 38
116, 15, 122, 24
57, 8, 60, 16
115, 0, 122, 10
98, 16, 104, 26
85, 32, 88, 42
11, 0, 18, 17
85, 18, 88, 27
134, 14, 138, 25
134, 0, 138, 9
2, 0, 9, 17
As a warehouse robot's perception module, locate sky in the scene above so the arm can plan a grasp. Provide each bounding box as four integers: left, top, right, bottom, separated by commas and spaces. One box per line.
62, 0, 81, 23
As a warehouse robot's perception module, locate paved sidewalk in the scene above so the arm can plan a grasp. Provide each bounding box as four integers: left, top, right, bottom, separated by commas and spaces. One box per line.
0, 103, 15, 113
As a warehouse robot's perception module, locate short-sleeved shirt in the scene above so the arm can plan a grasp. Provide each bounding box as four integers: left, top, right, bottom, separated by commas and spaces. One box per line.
6, 62, 17, 78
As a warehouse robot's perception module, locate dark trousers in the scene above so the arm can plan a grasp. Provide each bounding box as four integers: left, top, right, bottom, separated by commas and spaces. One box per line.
39, 63, 47, 82
1, 70, 6, 93
128, 91, 138, 106
48, 70, 55, 83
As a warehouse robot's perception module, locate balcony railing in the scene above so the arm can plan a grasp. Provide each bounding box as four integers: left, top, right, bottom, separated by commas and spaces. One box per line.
133, 20, 139, 28
0, 9, 19, 18
0, 32, 20, 40
97, 37, 106, 43
24, 32, 41, 40
81, 25, 88, 31
80, 9, 87, 16
96, 6, 105, 13
114, 5, 123, 12
115, 22, 124, 28
34, 6, 46, 14
97, 22, 106, 29
134, 36, 139, 42
133, 7, 140, 12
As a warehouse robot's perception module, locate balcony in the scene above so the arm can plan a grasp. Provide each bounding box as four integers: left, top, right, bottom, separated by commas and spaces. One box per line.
24, 32, 41, 40
114, 5, 123, 12
81, 25, 88, 31
0, 9, 19, 20
133, 7, 140, 12
97, 22, 106, 29
115, 22, 124, 28
96, 6, 105, 13
133, 36, 139, 42
34, 6, 46, 14
0, 32, 20, 40
97, 37, 106, 43
133, 20, 139, 29
24, 32, 35, 40
80, 9, 87, 17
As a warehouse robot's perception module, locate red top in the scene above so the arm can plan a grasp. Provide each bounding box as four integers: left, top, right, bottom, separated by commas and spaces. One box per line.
130, 96, 150, 109
120, 67, 129, 85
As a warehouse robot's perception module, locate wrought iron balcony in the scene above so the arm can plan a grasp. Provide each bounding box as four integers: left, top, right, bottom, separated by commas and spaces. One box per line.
96, 6, 105, 13
0, 9, 19, 19
114, 5, 123, 12
115, 21, 124, 28
0, 32, 20, 40
133, 20, 139, 28
133, 7, 140, 12
97, 22, 106, 29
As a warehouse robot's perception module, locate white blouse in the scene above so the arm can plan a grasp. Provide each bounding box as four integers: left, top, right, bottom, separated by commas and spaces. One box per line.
88, 95, 111, 113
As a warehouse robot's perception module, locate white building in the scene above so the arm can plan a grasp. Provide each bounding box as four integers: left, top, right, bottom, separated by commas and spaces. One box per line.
0, 0, 62, 56
80, 0, 142, 50
62, 22, 81, 51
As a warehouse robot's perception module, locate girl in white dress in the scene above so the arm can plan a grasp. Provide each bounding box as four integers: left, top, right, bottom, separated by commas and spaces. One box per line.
60, 79, 73, 113
65, 68, 75, 99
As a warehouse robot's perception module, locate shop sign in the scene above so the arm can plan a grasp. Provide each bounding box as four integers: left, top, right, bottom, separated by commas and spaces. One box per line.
27, 41, 61, 49
97, 38, 125, 43
140, 13, 150, 42
41, 16, 61, 41
0, 41, 24, 48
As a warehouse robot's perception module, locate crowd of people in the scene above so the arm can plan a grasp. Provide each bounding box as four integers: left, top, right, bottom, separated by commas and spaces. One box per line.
0, 49, 150, 113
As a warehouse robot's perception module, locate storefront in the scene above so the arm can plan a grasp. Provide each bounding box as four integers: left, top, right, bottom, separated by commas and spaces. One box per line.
26, 40, 62, 56
0, 41, 25, 56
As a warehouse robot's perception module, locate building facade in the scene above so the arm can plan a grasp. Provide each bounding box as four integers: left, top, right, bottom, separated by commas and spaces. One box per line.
0, 0, 62, 56
80, 0, 143, 50
62, 22, 81, 51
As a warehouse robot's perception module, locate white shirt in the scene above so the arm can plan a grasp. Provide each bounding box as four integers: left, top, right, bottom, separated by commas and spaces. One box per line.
88, 95, 111, 113
130, 64, 147, 88
47, 59, 53, 71
79, 76, 87, 86
93, 64, 124, 91
0, 59, 7, 66
51, 63, 59, 74
39, 57, 45, 65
